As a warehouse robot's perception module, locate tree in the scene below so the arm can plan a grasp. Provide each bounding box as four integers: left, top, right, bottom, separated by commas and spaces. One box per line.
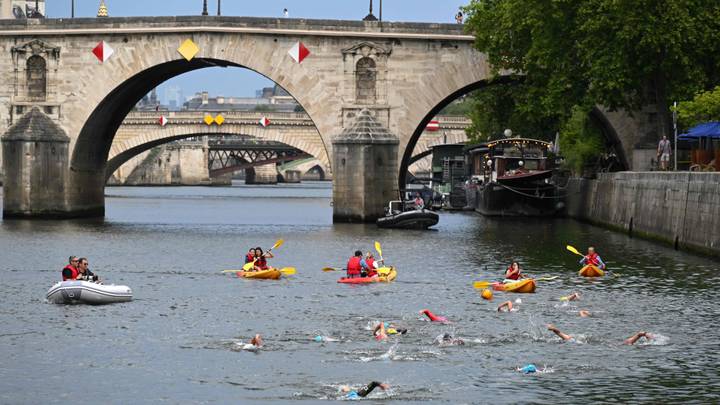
463, 0, 720, 139
559, 106, 604, 175
676, 86, 720, 129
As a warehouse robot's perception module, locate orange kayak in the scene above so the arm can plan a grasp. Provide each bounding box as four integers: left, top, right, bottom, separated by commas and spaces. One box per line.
236, 269, 281, 280
492, 279, 536, 293
579, 265, 605, 277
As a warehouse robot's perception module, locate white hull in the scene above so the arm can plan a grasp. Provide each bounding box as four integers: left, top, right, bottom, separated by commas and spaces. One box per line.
46, 281, 133, 305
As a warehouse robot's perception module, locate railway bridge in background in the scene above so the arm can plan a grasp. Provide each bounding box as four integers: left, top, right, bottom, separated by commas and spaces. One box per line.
0, 16, 656, 221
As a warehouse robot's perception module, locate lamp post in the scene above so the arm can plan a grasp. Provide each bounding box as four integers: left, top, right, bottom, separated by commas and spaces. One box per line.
673, 101, 678, 171
71, 0, 74, 18
380, 0, 383, 21
363, 0, 378, 21
217, 0, 221, 16
202, 0, 208, 16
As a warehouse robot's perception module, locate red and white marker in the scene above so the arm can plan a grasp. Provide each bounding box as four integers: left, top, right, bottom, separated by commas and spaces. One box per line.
426, 120, 440, 131
288, 41, 310, 64
158, 115, 168, 127
259, 117, 271, 127
92, 41, 114, 63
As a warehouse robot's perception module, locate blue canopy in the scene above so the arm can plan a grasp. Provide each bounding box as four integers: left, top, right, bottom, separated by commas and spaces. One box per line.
678, 122, 720, 140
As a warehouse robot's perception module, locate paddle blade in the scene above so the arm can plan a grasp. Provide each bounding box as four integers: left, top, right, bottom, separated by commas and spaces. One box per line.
377, 267, 392, 275
536, 276, 559, 282
279, 267, 296, 275
222, 269, 241, 273
566, 245, 583, 257
473, 281, 491, 289
374, 241, 383, 257
242, 260, 256, 271
271, 239, 285, 251
322, 267, 338, 272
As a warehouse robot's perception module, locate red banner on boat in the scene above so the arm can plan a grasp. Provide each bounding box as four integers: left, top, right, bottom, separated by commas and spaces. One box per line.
426, 120, 440, 131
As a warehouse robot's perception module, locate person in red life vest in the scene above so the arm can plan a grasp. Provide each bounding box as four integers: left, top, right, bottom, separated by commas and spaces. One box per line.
361, 252, 384, 278
579, 247, 606, 270
244, 248, 256, 266
253, 247, 274, 271
504, 261, 523, 280
346, 250, 363, 278
61, 256, 79, 281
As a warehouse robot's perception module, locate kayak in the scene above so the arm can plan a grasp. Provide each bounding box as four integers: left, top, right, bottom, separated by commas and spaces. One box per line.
46, 280, 133, 305
338, 267, 397, 284
492, 278, 536, 293
236, 268, 281, 280
579, 265, 605, 277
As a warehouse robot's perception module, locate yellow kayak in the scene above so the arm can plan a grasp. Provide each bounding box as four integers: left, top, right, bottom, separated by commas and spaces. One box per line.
492, 279, 536, 293
236, 268, 281, 280
579, 265, 605, 277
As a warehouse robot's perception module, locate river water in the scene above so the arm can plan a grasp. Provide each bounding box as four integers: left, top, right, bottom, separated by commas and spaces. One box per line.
1, 182, 718, 404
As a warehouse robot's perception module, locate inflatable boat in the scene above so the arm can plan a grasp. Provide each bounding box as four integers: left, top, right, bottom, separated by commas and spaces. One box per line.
376, 202, 439, 230
46, 280, 133, 305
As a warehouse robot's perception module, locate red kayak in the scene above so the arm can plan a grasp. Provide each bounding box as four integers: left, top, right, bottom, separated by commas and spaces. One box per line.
337, 268, 397, 284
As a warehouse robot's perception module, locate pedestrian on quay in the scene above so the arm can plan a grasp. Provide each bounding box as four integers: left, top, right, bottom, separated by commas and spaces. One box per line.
657, 135, 671, 170
455, 11, 464, 24
283, 8, 289, 18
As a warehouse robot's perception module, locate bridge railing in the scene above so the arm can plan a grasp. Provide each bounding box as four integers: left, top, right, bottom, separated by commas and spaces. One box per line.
125, 110, 312, 121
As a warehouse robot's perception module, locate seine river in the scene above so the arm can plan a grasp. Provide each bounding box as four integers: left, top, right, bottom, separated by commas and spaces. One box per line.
1, 182, 718, 404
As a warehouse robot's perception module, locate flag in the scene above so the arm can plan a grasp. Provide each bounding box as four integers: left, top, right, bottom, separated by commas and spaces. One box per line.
288, 42, 310, 64
92, 41, 114, 63
158, 115, 168, 126
259, 117, 270, 127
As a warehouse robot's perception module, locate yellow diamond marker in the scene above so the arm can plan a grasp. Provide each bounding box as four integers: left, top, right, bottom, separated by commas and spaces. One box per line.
177, 39, 199, 61
204, 114, 214, 126
214, 114, 225, 126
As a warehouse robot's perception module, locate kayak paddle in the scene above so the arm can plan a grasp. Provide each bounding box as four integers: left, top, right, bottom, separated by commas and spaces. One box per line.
377, 267, 392, 276
242, 259, 256, 271
566, 245, 584, 257
374, 241, 383, 261
279, 267, 296, 275
322, 267, 341, 272
473, 276, 558, 289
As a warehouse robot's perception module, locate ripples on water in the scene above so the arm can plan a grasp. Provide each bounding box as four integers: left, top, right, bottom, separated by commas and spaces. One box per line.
0, 182, 718, 403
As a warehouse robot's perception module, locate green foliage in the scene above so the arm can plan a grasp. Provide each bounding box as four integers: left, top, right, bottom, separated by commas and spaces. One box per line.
676, 86, 720, 129
559, 106, 604, 175
439, 98, 473, 116
462, 0, 720, 139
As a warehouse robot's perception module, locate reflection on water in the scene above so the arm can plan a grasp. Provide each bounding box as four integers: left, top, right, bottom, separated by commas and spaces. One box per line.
0, 181, 718, 403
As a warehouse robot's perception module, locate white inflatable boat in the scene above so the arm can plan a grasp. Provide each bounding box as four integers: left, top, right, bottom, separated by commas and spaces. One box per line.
46, 280, 133, 305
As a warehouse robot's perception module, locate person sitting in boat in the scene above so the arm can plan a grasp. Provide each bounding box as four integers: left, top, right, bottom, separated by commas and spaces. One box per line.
76, 257, 100, 283
413, 193, 425, 210
361, 252, 383, 278
244, 248, 256, 265
61, 256, 79, 281
253, 247, 274, 271
579, 247, 606, 270
346, 250, 363, 278
504, 261, 523, 280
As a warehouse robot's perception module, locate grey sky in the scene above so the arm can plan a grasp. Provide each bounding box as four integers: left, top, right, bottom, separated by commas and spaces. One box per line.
48, 1, 467, 103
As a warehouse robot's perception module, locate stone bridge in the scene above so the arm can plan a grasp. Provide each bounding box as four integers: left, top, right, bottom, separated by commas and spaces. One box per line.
0, 16, 651, 220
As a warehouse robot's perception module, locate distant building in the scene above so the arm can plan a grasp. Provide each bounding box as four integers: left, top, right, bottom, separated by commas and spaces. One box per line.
183, 85, 298, 112
0, 0, 45, 18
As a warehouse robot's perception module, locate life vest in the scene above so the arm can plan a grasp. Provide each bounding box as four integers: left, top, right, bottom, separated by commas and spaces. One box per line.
365, 258, 377, 277
245, 253, 255, 264
347, 256, 362, 276
255, 257, 268, 270
505, 266, 520, 280
585, 253, 600, 266
62, 265, 78, 281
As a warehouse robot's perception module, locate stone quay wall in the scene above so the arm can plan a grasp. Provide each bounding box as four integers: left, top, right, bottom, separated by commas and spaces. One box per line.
567, 172, 720, 257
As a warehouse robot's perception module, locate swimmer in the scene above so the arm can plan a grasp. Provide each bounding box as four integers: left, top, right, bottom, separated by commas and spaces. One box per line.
497, 301, 514, 312
517, 364, 537, 374
373, 322, 388, 341
623, 331, 653, 345
238, 334, 263, 351
420, 309, 448, 323
579, 310, 591, 317
436, 333, 464, 346
547, 324, 574, 342
560, 292, 580, 301
341, 381, 390, 399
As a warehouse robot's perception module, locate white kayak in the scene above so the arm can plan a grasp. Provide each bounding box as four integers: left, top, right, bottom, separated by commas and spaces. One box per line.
46, 280, 133, 305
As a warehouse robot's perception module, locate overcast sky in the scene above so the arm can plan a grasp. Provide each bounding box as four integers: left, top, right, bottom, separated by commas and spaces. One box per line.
47, 1, 467, 102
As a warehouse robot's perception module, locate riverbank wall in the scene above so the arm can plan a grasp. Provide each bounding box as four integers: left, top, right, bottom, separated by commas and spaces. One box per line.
567, 172, 720, 257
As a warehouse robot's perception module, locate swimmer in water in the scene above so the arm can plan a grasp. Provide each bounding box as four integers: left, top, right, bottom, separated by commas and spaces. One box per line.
623, 331, 654, 345
238, 334, 263, 351
373, 322, 407, 340
560, 292, 580, 301
420, 309, 448, 323
579, 310, 591, 317
497, 301, 514, 312
437, 333, 464, 346
341, 381, 390, 399
547, 324, 574, 341
373, 322, 388, 341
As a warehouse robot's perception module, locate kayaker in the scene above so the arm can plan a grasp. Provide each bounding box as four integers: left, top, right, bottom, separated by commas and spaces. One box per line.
579, 247, 606, 270
504, 262, 523, 280
341, 381, 390, 399
244, 248, 255, 264
61, 256, 79, 281
253, 247, 273, 271
361, 252, 383, 278
346, 250, 363, 278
